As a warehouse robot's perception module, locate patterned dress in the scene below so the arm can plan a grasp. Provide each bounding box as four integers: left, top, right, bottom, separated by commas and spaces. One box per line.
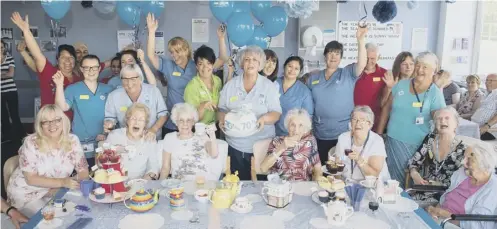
408, 133, 466, 201
457, 90, 484, 116
268, 133, 321, 181
7, 134, 88, 209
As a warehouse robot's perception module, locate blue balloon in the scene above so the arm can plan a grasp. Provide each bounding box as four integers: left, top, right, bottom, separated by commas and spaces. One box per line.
248, 26, 269, 49
233, 1, 250, 13
209, 1, 234, 23
41, 0, 71, 20
117, 2, 141, 27
143, 1, 165, 17
227, 12, 254, 47
261, 6, 288, 37
250, 1, 271, 22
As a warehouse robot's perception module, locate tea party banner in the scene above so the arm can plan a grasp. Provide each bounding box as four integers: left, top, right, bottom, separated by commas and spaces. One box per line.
338, 21, 403, 68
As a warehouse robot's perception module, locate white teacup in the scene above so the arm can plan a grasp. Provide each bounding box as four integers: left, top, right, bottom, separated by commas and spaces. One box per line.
387, 180, 400, 189
364, 176, 377, 187
195, 123, 206, 136
234, 197, 250, 209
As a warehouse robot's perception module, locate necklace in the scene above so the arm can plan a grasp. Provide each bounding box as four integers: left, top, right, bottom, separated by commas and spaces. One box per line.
434, 135, 459, 174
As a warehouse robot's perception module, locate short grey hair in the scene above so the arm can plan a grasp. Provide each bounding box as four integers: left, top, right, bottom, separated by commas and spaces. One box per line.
284, 109, 312, 134
471, 144, 497, 174
170, 103, 199, 125
125, 103, 150, 127
433, 107, 459, 128
237, 45, 266, 72
120, 64, 144, 82
365, 43, 379, 53
415, 51, 439, 71
351, 105, 375, 124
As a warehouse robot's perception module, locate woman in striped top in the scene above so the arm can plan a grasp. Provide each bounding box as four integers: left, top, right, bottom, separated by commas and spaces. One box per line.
1, 39, 25, 142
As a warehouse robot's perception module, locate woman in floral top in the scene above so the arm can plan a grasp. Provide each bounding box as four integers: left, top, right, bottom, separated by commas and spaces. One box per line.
261, 109, 322, 181
6, 105, 89, 217
457, 74, 484, 120
408, 107, 468, 201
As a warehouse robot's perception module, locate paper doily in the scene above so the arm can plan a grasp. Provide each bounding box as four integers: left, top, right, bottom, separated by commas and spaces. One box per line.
272, 209, 295, 222
309, 218, 331, 229
170, 210, 193, 221
292, 182, 318, 196
118, 214, 164, 229
240, 216, 285, 229
36, 218, 63, 229
244, 194, 263, 203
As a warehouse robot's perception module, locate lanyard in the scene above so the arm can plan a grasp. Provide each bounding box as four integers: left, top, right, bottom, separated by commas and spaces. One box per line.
350, 131, 370, 176
434, 136, 461, 174
197, 76, 214, 101
411, 80, 432, 113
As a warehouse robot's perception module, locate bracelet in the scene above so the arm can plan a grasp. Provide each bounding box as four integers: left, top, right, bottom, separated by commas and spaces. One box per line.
485, 123, 492, 128
5, 206, 15, 217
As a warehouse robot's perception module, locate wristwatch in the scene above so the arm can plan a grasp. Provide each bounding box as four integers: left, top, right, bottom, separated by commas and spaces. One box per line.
148, 173, 157, 180
485, 123, 492, 128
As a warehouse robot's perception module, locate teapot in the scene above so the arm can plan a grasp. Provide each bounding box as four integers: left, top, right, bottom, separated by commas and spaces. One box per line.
124, 189, 159, 212
261, 178, 293, 208
222, 171, 243, 201
321, 200, 354, 226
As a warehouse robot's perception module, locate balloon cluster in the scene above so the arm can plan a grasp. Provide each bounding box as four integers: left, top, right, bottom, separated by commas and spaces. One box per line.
115, 1, 165, 27
210, 1, 288, 49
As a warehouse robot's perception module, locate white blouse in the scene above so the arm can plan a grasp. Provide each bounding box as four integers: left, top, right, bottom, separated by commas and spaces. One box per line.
105, 128, 160, 180
333, 131, 391, 182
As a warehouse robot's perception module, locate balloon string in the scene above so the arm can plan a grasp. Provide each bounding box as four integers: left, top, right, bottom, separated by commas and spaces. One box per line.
359, 1, 368, 27
267, 37, 272, 49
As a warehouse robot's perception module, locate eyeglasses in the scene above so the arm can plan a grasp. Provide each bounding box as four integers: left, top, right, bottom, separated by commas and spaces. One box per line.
81, 66, 99, 72
41, 118, 62, 126
177, 119, 194, 125
351, 118, 370, 125
121, 76, 140, 83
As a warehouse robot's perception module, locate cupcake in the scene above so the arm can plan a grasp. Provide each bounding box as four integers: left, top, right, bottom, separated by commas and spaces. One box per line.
326, 161, 339, 174
93, 187, 106, 200
336, 162, 345, 172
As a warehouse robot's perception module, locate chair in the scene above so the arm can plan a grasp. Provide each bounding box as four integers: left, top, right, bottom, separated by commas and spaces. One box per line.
249, 138, 273, 181
3, 155, 19, 188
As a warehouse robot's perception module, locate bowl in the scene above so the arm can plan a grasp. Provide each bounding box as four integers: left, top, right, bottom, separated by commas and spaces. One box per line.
194, 189, 209, 203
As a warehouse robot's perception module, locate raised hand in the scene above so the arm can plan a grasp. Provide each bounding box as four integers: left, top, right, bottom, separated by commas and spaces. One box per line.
382, 71, 397, 88
11, 12, 30, 32
217, 24, 226, 39
52, 71, 65, 88
137, 49, 145, 61
356, 25, 368, 40
146, 13, 159, 33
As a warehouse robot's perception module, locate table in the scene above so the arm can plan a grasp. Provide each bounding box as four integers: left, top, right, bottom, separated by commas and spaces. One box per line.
456, 118, 480, 139
21, 181, 441, 229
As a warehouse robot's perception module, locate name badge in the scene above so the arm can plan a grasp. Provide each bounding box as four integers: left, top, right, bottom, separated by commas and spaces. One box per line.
120, 106, 128, 112
79, 95, 89, 100
229, 96, 238, 102
172, 72, 181, 77
412, 102, 423, 108
415, 116, 424, 125
312, 80, 319, 85
373, 77, 381, 82
82, 143, 94, 153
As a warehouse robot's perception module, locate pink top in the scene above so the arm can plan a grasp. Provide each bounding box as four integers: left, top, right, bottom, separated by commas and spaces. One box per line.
441, 177, 484, 214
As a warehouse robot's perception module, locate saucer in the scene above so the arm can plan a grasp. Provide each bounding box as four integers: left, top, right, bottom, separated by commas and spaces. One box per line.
230, 204, 253, 214
359, 180, 376, 189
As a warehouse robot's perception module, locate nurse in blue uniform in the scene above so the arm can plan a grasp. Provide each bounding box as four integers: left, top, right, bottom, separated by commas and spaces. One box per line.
275, 56, 313, 136
306, 25, 368, 164
146, 13, 228, 136
54, 55, 113, 168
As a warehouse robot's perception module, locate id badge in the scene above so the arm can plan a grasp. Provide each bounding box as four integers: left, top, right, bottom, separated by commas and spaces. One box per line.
82, 143, 95, 153
415, 115, 424, 125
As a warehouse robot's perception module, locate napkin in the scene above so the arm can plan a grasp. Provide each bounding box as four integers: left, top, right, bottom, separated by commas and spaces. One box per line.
345, 184, 366, 211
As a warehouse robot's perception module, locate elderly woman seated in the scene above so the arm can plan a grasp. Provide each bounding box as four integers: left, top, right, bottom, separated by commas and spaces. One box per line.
427, 144, 497, 229
260, 109, 321, 181
104, 103, 160, 180
160, 103, 219, 181
457, 74, 484, 120
408, 107, 467, 201
332, 106, 390, 182
6, 105, 89, 217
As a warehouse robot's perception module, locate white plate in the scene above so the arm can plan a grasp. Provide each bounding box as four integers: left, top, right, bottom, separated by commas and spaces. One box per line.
321, 165, 345, 175
359, 180, 376, 189
89, 193, 126, 203
230, 204, 253, 214
91, 175, 128, 184
380, 196, 419, 212
311, 191, 326, 205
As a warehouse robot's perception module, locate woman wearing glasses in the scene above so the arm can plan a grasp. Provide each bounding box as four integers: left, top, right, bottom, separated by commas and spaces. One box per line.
331, 106, 390, 182
457, 74, 484, 120
6, 105, 89, 217
104, 64, 167, 141
106, 49, 157, 89
54, 55, 113, 167
159, 103, 220, 181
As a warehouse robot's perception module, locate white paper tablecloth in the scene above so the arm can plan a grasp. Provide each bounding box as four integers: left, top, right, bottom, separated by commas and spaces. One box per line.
456, 118, 480, 139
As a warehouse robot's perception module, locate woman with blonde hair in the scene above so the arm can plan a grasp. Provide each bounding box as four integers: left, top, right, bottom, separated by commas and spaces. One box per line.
6, 105, 89, 217
105, 103, 160, 180
261, 109, 321, 181
457, 74, 484, 119
146, 13, 228, 135
380, 52, 446, 184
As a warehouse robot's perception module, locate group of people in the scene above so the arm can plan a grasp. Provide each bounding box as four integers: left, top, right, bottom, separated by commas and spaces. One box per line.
2, 10, 497, 229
